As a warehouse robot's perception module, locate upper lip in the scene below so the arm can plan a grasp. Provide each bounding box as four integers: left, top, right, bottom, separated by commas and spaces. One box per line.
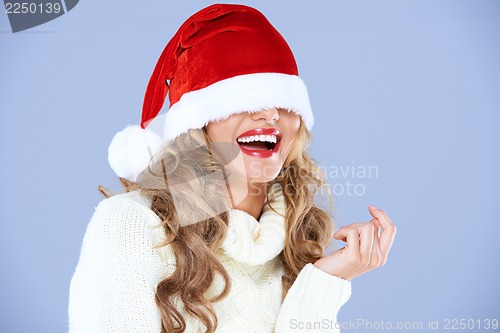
236, 127, 282, 141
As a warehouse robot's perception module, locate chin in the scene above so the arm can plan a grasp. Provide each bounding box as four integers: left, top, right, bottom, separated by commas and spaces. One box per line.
244, 158, 283, 183
245, 173, 278, 183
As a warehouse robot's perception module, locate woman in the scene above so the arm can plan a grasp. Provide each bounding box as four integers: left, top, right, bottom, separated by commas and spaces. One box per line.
68, 4, 396, 332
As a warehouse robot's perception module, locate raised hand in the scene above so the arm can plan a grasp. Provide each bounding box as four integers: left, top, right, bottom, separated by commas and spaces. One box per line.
313, 205, 397, 281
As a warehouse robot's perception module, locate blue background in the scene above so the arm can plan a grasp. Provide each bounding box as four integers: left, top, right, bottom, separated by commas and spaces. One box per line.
1, 1, 499, 332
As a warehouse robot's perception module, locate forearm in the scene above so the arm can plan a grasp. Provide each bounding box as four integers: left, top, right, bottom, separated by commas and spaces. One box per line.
275, 263, 352, 333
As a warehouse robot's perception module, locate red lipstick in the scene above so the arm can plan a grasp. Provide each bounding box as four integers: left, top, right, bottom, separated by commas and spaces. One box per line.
236, 128, 282, 158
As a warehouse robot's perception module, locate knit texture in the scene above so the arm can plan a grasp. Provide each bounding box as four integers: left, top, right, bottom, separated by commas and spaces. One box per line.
68, 184, 351, 332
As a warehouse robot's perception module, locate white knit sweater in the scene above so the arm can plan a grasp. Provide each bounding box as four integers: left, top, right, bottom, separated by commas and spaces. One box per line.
68, 183, 351, 332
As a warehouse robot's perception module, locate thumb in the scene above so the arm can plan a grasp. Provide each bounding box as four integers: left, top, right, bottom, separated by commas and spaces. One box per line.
333, 227, 348, 241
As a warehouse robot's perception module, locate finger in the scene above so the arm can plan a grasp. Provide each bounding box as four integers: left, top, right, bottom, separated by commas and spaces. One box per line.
369, 224, 382, 268
334, 226, 360, 254
334, 223, 365, 242
370, 217, 381, 229
369, 205, 397, 256
359, 223, 375, 265
333, 226, 346, 241
369, 205, 395, 230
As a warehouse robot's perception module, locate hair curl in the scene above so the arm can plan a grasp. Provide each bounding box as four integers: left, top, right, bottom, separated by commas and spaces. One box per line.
98, 120, 334, 333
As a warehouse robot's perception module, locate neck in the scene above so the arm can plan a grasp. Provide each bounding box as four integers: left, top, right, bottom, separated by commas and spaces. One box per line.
229, 179, 268, 220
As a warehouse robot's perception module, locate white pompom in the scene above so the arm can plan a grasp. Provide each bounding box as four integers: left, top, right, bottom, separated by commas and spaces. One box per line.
108, 125, 163, 182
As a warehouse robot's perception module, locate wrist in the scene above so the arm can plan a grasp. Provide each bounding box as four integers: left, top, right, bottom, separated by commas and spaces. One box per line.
313, 259, 347, 280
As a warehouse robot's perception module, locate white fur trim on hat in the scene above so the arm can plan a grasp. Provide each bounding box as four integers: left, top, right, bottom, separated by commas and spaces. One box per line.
108, 125, 163, 182
163, 72, 313, 141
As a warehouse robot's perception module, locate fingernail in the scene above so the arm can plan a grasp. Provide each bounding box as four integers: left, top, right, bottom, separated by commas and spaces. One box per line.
369, 205, 378, 210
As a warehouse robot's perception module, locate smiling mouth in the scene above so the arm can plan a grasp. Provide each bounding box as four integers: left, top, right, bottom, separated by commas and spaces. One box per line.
236, 128, 282, 158
237, 134, 279, 150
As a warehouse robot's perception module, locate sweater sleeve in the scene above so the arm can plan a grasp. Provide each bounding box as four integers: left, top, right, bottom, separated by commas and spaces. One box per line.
68, 195, 172, 333
275, 263, 352, 333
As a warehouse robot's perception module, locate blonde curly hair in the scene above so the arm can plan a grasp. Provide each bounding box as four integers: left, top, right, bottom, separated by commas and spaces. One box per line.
98, 119, 334, 333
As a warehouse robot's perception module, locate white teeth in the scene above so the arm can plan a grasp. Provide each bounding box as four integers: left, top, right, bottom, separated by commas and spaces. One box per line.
237, 134, 278, 143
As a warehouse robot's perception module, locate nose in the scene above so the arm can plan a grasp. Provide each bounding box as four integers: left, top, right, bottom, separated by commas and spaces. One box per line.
250, 108, 280, 123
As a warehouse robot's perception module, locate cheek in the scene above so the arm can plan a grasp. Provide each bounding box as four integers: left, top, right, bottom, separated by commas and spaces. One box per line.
205, 114, 247, 142
291, 118, 301, 137
285, 113, 301, 141
280, 114, 301, 158
206, 121, 234, 143
205, 123, 222, 142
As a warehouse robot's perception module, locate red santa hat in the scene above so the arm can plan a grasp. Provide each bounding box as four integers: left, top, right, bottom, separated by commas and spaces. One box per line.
108, 3, 314, 182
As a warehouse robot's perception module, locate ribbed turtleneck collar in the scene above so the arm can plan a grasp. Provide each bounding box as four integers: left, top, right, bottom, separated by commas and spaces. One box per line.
220, 183, 286, 266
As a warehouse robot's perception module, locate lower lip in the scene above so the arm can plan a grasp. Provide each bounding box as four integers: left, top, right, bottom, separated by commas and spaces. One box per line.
237, 140, 281, 158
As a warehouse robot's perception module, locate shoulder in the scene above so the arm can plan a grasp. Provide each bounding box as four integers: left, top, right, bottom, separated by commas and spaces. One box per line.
93, 190, 176, 266
90, 190, 161, 230
79, 190, 176, 277
84, 190, 168, 249
98, 190, 156, 217
70, 193, 171, 331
